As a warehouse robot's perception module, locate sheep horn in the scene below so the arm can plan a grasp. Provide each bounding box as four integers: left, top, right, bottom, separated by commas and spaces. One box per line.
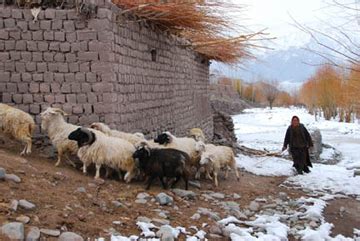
53, 108, 69, 116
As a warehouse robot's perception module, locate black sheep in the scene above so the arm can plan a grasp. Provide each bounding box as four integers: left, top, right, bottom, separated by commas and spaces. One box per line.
133, 144, 189, 190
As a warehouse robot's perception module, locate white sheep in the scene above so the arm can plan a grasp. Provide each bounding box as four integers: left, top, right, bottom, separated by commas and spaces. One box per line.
200, 144, 240, 187
90, 122, 145, 145
154, 131, 205, 179
0, 103, 35, 155
189, 128, 206, 142
68, 127, 137, 182
40, 107, 79, 167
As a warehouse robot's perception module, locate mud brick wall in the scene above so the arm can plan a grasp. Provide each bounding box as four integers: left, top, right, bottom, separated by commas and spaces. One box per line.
0, 1, 213, 140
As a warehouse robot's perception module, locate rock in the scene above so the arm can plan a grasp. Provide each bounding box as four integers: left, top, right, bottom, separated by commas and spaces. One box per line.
171, 189, 196, 200
5, 173, 21, 183
137, 192, 150, 199
191, 213, 201, 220
9, 199, 19, 211
189, 180, 201, 189
75, 187, 86, 193
201, 194, 215, 201
229, 209, 248, 220
1, 222, 24, 240
262, 204, 277, 209
40, 229, 60, 237
278, 192, 288, 201
26, 226, 40, 241
243, 209, 254, 217
19, 199, 36, 210
209, 192, 225, 199
221, 201, 240, 211
156, 225, 176, 241
16, 215, 30, 224
137, 216, 151, 223
233, 193, 241, 199
249, 201, 260, 212
209, 234, 223, 239
156, 193, 173, 205
111, 201, 125, 208
135, 199, 147, 204
0, 167, 6, 180
354, 169, 360, 177
158, 212, 168, 219
197, 207, 220, 221
209, 224, 222, 235
309, 221, 318, 228
310, 128, 322, 161
113, 221, 122, 225
59, 232, 84, 241
152, 218, 170, 226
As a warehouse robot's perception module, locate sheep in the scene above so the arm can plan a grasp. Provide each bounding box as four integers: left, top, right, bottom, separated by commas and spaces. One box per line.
0, 103, 35, 155
40, 107, 79, 167
189, 128, 206, 142
68, 127, 137, 182
200, 144, 240, 187
154, 131, 205, 179
89, 122, 145, 145
133, 142, 189, 190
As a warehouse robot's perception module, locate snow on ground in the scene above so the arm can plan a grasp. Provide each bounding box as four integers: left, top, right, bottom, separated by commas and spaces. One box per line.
234, 107, 360, 198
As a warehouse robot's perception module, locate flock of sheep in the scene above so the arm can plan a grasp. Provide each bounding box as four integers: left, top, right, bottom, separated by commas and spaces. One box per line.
0, 103, 240, 189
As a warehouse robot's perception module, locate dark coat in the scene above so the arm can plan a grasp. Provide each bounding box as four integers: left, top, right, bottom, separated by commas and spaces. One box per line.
283, 124, 313, 168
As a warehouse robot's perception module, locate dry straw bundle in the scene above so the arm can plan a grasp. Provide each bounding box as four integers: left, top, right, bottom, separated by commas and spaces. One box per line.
112, 0, 268, 64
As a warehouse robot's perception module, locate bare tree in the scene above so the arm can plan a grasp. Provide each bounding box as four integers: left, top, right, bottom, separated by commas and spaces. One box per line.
262, 80, 279, 109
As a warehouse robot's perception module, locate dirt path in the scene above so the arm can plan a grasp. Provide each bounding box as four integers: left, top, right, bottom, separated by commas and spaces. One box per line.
0, 142, 358, 240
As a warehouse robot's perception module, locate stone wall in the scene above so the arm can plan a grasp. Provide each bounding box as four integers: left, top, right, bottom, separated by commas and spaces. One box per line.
0, 1, 213, 139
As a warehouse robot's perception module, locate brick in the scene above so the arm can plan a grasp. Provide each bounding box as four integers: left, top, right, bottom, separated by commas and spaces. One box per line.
75, 20, 86, 30
98, 31, 114, 42
99, 52, 115, 62
40, 20, 51, 30
1, 9, 12, 18
62, 104, 72, 114
71, 82, 81, 92
58, 63, 68, 73
75, 72, 85, 82
12, 94, 23, 104
54, 31, 65, 41
29, 104, 40, 114
73, 105, 83, 114
69, 115, 79, 124
91, 62, 112, 73
0, 83, 5, 92
29, 21, 40, 30
49, 42, 59, 51
68, 62, 79, 72
83, 104, 92, 114
39, 83, 50, 93
80, 62, 89, 72
63, 21, 75, 32
81, 83, 91, 92
38, 41, 49, 51
45, 9, 56, 19
92, 82, 113, 92
71, 42, 80, 52
86, 72, 97, 82
0, 19, 3, 29
21, 52, 32, 61
60, 42, 70, 52
10, 51, 21, 60
4, 19, 16, 28
67, 10, 78, 20
80, 41, 88, 51
54, 53, 64, 62
15, 40, 26, 51
88, 19, 109, 31
32, 52, 43, 62
10, 73, 20, 82
51, 83, 61, 92
44, 31, 54, 40
26, 62, 36, 72
2, 93, 12, 103
12, 9, 22, 19
48, 62, 58, 71
27, 41, 37, 51
43, 52, 54, 62
0, 30, 9, 40
44, 94, 55, 103
77, 52, 98, 61
44, 72, 54, 82
55, 10, 67, 20
9, 31, 20, 40
65, 53, 76, 62
54, 73, 64, 82
23, 94, 33, 104
89, 41, 111, 52
33, 31, 43, 41
4, 62, 15, 71
5, 40, 15, 50
0, 52, 9, 61
64, 73, 74, 82
97, 8, 112, 20
22, 73, 32, 82
76, 94, 87, 103
52, 20, 63, 30
21, 32, 32, 40
87, 92, 97, 103
23, 10, 33, 21
15, 62, 25, 72
18, 83, 29, 93
33, 74, 43, 82
66, 32, 76, 42
7, 83, 17, 92
17, 21, 28, 31
37, 62, 47, 72
77, 30, 97, 41
55, 94, 65, 103
66, 94, 76, 103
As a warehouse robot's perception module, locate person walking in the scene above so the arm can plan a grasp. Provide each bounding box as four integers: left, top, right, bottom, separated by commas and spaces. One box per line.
282, 116, 313, 174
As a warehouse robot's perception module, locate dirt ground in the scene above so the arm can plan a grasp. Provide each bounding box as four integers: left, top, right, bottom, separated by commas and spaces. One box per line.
0, 141, 359, 240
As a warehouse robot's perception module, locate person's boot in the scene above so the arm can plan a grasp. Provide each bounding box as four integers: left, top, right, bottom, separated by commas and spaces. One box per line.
304, 166, 311, 173
296, 167, 303, 175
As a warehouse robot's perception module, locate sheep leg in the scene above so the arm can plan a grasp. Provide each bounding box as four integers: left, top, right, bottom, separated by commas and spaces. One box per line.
183, 175, 189, 190
55, 149, 63, 167
205, 168, 213, 180
82, 163, 87, 175
170, 176, 180, 189
235, 167, 240, 181
25, 138, 32, 154
124, 170, 135, 183
117, 170, 124, 180
20, 145, 27, 156
214, 172, 219, 187
145, 176, 155, 190
159, 176, 168, 189
105, 167, 112, 178
224, 168, 229, 180
95, 164, 101, 179
65, 154, 76, 168
194, 168, 201, 180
